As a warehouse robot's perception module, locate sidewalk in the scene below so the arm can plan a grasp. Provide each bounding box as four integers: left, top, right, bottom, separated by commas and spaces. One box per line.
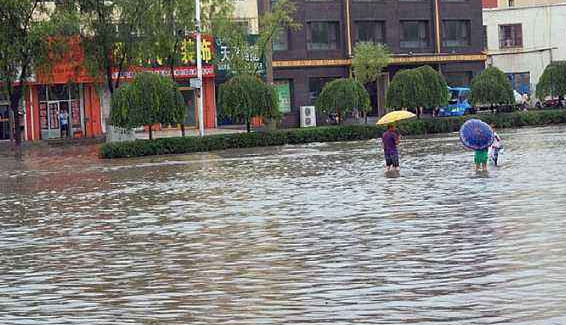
134, 127, 245, 140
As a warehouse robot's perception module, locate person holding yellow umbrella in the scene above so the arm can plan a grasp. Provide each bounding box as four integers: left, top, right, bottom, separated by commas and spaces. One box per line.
376, 111, 416, 173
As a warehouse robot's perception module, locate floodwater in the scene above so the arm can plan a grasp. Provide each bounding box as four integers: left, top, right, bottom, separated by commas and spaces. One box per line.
1, 126, 565, 325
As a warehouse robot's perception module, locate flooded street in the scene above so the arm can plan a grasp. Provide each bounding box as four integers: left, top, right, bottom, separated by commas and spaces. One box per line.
1, 126, 566, 324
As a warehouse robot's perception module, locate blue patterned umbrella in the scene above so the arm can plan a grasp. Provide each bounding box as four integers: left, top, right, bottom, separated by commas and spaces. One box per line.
459, 119, 494, 150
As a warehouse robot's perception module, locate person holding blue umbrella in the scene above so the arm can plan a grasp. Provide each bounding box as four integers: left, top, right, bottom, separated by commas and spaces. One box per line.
459, 119, 495, 172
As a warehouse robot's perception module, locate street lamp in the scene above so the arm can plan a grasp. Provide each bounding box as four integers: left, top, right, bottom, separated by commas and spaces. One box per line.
195, 0, 205, 137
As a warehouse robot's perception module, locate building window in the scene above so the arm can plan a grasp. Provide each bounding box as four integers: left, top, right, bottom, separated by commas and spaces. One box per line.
273, 29, 289, 51
507, 72, 531, 94
499, 24, 522, 48
233, 21, 250, 34
307, 22, 340, 50
442, 20, 470, 47
400, 21, 429, 49
445, 72, 473, 87
309, 77, 337, 104
508, 0, 514, 7
354, 21, 385, 44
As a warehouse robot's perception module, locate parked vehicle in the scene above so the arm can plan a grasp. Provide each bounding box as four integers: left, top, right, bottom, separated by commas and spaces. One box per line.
535, 96, 565, 109
438, 87, 473, 117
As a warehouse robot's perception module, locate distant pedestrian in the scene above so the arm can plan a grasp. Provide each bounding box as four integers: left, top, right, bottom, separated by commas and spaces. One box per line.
382, 124, 400, 172
59, 109, 69, 138
490, 125, 503, 166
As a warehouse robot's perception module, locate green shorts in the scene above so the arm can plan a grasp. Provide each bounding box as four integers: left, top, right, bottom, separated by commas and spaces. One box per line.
474, 149, 488, 165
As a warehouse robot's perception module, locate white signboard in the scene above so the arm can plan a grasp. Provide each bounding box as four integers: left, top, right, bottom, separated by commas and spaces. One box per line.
190, 78, 202, 89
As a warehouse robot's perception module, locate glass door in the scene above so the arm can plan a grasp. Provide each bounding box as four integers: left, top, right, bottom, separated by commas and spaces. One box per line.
38, 84, 82, 139
0, 103, 9, 140
40, 101, 61, 139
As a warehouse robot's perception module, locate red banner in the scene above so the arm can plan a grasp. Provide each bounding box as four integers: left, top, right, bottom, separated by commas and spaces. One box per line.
111, 65, 215, 81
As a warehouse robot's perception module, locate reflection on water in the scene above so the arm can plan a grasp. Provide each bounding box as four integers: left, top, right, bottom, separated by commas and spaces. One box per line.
1, 126, 566, 324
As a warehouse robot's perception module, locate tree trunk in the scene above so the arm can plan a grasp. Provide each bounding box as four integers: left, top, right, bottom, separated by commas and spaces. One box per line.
106, 65, 115, 95
246, 119, 251, 133
149, 125, 153, 140
10, 88, 23, 147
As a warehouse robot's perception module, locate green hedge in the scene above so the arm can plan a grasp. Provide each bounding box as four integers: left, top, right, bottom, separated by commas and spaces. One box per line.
100, 109, 566, 159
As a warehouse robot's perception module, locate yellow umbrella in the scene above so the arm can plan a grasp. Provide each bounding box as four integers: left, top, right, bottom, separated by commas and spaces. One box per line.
376, 111, 416, 125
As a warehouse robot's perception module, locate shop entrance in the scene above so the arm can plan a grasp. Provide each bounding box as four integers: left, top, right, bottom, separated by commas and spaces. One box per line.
0, 90, 9, 140
40, 101, 62, 139
38, 85, 82, 139
0, 103, 9, 140
179, 88, 196, 127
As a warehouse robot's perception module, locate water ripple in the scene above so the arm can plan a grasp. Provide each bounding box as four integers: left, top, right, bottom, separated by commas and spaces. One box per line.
1, 126, 566, 324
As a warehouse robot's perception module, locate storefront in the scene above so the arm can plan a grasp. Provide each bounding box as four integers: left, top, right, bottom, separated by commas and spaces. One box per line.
21, 34, 218, 141
24, 79, 102, 142
0, 91, 9, 140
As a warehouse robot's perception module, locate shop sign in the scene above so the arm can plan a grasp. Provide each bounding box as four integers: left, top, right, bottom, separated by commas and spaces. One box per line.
190, 78, 202, 89
113, 34, 215, 67
275, 81, 291, 113
112, 66, 215, 81
215, 35, 266, 77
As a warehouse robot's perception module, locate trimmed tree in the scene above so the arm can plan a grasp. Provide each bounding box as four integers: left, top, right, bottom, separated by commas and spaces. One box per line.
415, 65, 449, 110
315, 78, 371, 125
385, 69, 426, 111
218, 74, 280, 132
469, 66, 514, 109
536, 61, 566, 103
109, 72, 185, 140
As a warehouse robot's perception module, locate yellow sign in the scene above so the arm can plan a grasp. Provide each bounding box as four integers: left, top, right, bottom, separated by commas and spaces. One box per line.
273, 54, 487, 68
201, 39, 213, 63
181, 39, 195, 64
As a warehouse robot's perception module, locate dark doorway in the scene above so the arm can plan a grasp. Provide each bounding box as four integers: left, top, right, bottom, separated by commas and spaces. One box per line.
180, 88, 196, 127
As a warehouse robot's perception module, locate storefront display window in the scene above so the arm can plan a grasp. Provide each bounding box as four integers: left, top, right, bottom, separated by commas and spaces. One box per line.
38, 84, 81, 139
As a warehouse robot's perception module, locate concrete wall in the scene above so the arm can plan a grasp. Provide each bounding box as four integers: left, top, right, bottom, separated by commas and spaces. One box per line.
497, 0, 566, 9
484, 4, 566, 93
232, 0, 259, 34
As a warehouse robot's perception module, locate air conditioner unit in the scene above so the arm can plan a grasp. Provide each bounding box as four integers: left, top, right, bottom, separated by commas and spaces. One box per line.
300, 106, 317, 128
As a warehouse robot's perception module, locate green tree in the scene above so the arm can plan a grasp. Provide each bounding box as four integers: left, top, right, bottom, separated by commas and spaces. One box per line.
0, 0, 77, 148
75, 0, 152, 95
536, 61, 566, 101
109, 72, 185, 140
214, 0, 300, 77
415, 65, 449, 109
218, 75, 280, 132
315, 78, 371, 125
469, 66, 514, 108
352, 42, 391, 86
140, 0, 233, 136
385, 69, 426, 111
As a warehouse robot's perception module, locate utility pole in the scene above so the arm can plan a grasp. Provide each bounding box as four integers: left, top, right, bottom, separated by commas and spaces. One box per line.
262, 0, 274, 85
262, 0, 277, 131
196, 0, 205, 137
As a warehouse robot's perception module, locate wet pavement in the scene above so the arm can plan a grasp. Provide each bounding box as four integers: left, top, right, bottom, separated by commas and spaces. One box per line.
1, 126, 566, 324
